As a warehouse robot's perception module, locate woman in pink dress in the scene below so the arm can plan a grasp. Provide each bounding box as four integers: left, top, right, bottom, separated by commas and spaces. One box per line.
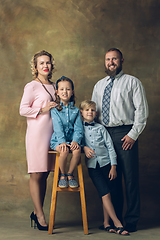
20, 50, 57, 231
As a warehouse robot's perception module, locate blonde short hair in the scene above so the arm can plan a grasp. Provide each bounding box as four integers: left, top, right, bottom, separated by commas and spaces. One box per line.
79, 100, 96, 111
30, 50, 55, 80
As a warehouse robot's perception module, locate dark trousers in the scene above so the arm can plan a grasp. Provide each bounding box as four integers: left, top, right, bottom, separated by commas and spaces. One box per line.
88, 162, 116, 198
106, 125, 140, 226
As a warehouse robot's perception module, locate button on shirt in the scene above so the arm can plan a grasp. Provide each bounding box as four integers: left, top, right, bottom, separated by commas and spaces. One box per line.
50, 102, 83, 150
91, 71, 149, 141
83, 122, 117, 169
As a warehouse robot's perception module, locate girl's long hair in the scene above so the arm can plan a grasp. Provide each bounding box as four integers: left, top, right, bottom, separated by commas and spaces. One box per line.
56, 76, 75, 111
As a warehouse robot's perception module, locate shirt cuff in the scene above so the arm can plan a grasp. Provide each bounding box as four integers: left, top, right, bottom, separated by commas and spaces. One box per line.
111, 158, 117, 166
127, 129, 138, 141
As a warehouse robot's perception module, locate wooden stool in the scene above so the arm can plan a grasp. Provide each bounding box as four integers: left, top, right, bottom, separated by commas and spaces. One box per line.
48, 150, 88, 235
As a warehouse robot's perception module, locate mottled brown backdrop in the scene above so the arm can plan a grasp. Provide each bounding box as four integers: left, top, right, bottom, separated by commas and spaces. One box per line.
0, 0, 160, 229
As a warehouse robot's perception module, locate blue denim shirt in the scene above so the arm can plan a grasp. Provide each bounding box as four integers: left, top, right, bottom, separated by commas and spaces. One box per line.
83, 121, 117, 168
50, 102, 83, 150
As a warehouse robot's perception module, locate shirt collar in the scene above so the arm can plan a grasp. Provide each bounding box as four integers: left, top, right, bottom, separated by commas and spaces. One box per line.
60, 101, 74, 108
107, 70, 124, 81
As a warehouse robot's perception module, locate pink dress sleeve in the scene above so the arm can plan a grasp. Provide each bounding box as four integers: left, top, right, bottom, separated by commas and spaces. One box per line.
19, 82, 40, 118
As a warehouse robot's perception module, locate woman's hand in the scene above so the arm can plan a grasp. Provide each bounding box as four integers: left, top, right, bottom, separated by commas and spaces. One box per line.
70, 141, 80, 151
40, 101, 57, 114
83, 146, 96, 158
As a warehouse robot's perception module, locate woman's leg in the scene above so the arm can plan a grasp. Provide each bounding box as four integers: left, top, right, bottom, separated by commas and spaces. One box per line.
29, 172, 49, 226
40, 172, 50, 207
67, 148, 81, 179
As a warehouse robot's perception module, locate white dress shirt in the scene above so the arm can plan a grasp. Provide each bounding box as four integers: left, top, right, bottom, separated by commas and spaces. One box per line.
91, 71, 149, 141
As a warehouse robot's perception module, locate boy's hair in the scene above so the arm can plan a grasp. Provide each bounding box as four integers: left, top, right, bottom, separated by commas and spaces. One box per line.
79, 100, 96, 111
55, 76, 75, 111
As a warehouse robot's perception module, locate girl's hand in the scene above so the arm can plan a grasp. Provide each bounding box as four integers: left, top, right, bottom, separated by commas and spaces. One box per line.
40, 101, 57, 114
70, 141, 80, 151
56, 143, 70, 152
109, 165, 117, 181
83, 146, 96, 158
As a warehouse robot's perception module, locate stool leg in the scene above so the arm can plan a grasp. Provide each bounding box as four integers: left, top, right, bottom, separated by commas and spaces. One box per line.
48, 153, 60, 234
77, 160, 88, 235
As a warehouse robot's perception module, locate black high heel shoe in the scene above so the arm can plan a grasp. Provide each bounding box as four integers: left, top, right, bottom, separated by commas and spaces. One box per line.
30, 212, 37, 228
35, 215, 48, 231
36, 218, 48, 231
30, 211, 48, 231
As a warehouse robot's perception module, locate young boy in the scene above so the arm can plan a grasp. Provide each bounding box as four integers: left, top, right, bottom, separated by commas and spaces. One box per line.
80, 100, 129, 236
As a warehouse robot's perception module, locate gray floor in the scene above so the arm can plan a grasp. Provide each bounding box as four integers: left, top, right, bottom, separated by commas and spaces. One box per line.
1, 215, 160, 240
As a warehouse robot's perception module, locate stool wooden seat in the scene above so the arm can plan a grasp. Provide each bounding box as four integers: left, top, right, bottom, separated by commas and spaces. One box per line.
48, 150, 88, 235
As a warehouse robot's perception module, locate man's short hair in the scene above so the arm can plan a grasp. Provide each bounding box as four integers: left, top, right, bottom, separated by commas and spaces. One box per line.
106, 48, 123, 59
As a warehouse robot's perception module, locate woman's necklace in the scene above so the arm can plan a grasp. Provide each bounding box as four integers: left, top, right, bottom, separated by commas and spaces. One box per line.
37, 77, 49, 85
37, 77, 54, 101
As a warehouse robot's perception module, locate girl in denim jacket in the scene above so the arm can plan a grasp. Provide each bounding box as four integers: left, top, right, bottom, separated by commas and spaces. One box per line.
50, 76, 83, 188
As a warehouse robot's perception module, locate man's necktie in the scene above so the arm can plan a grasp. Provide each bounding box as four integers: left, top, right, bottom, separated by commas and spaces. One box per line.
102, 77, 115, 125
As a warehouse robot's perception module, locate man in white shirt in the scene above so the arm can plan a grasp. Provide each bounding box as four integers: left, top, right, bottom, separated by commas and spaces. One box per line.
92, 48, 148, 232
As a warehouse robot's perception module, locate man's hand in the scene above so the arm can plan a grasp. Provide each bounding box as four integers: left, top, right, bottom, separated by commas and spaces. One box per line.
121, 135, 135, 150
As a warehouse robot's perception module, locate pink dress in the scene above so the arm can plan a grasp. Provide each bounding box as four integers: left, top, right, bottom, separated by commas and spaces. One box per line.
19, 80, 56, 173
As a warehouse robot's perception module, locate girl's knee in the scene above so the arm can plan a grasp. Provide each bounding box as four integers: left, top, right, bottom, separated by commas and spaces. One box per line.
73, 147, 81, 155
60, 149, 69, 156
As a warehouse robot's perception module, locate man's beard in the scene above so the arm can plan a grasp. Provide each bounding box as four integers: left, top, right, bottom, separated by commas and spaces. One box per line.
105, 62, 122, 77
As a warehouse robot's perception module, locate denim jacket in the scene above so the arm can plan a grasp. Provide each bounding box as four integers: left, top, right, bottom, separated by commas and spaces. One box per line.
50, 102, 83, 150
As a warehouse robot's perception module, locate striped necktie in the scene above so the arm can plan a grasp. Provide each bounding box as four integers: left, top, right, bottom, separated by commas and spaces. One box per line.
102, 77, 115, 125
